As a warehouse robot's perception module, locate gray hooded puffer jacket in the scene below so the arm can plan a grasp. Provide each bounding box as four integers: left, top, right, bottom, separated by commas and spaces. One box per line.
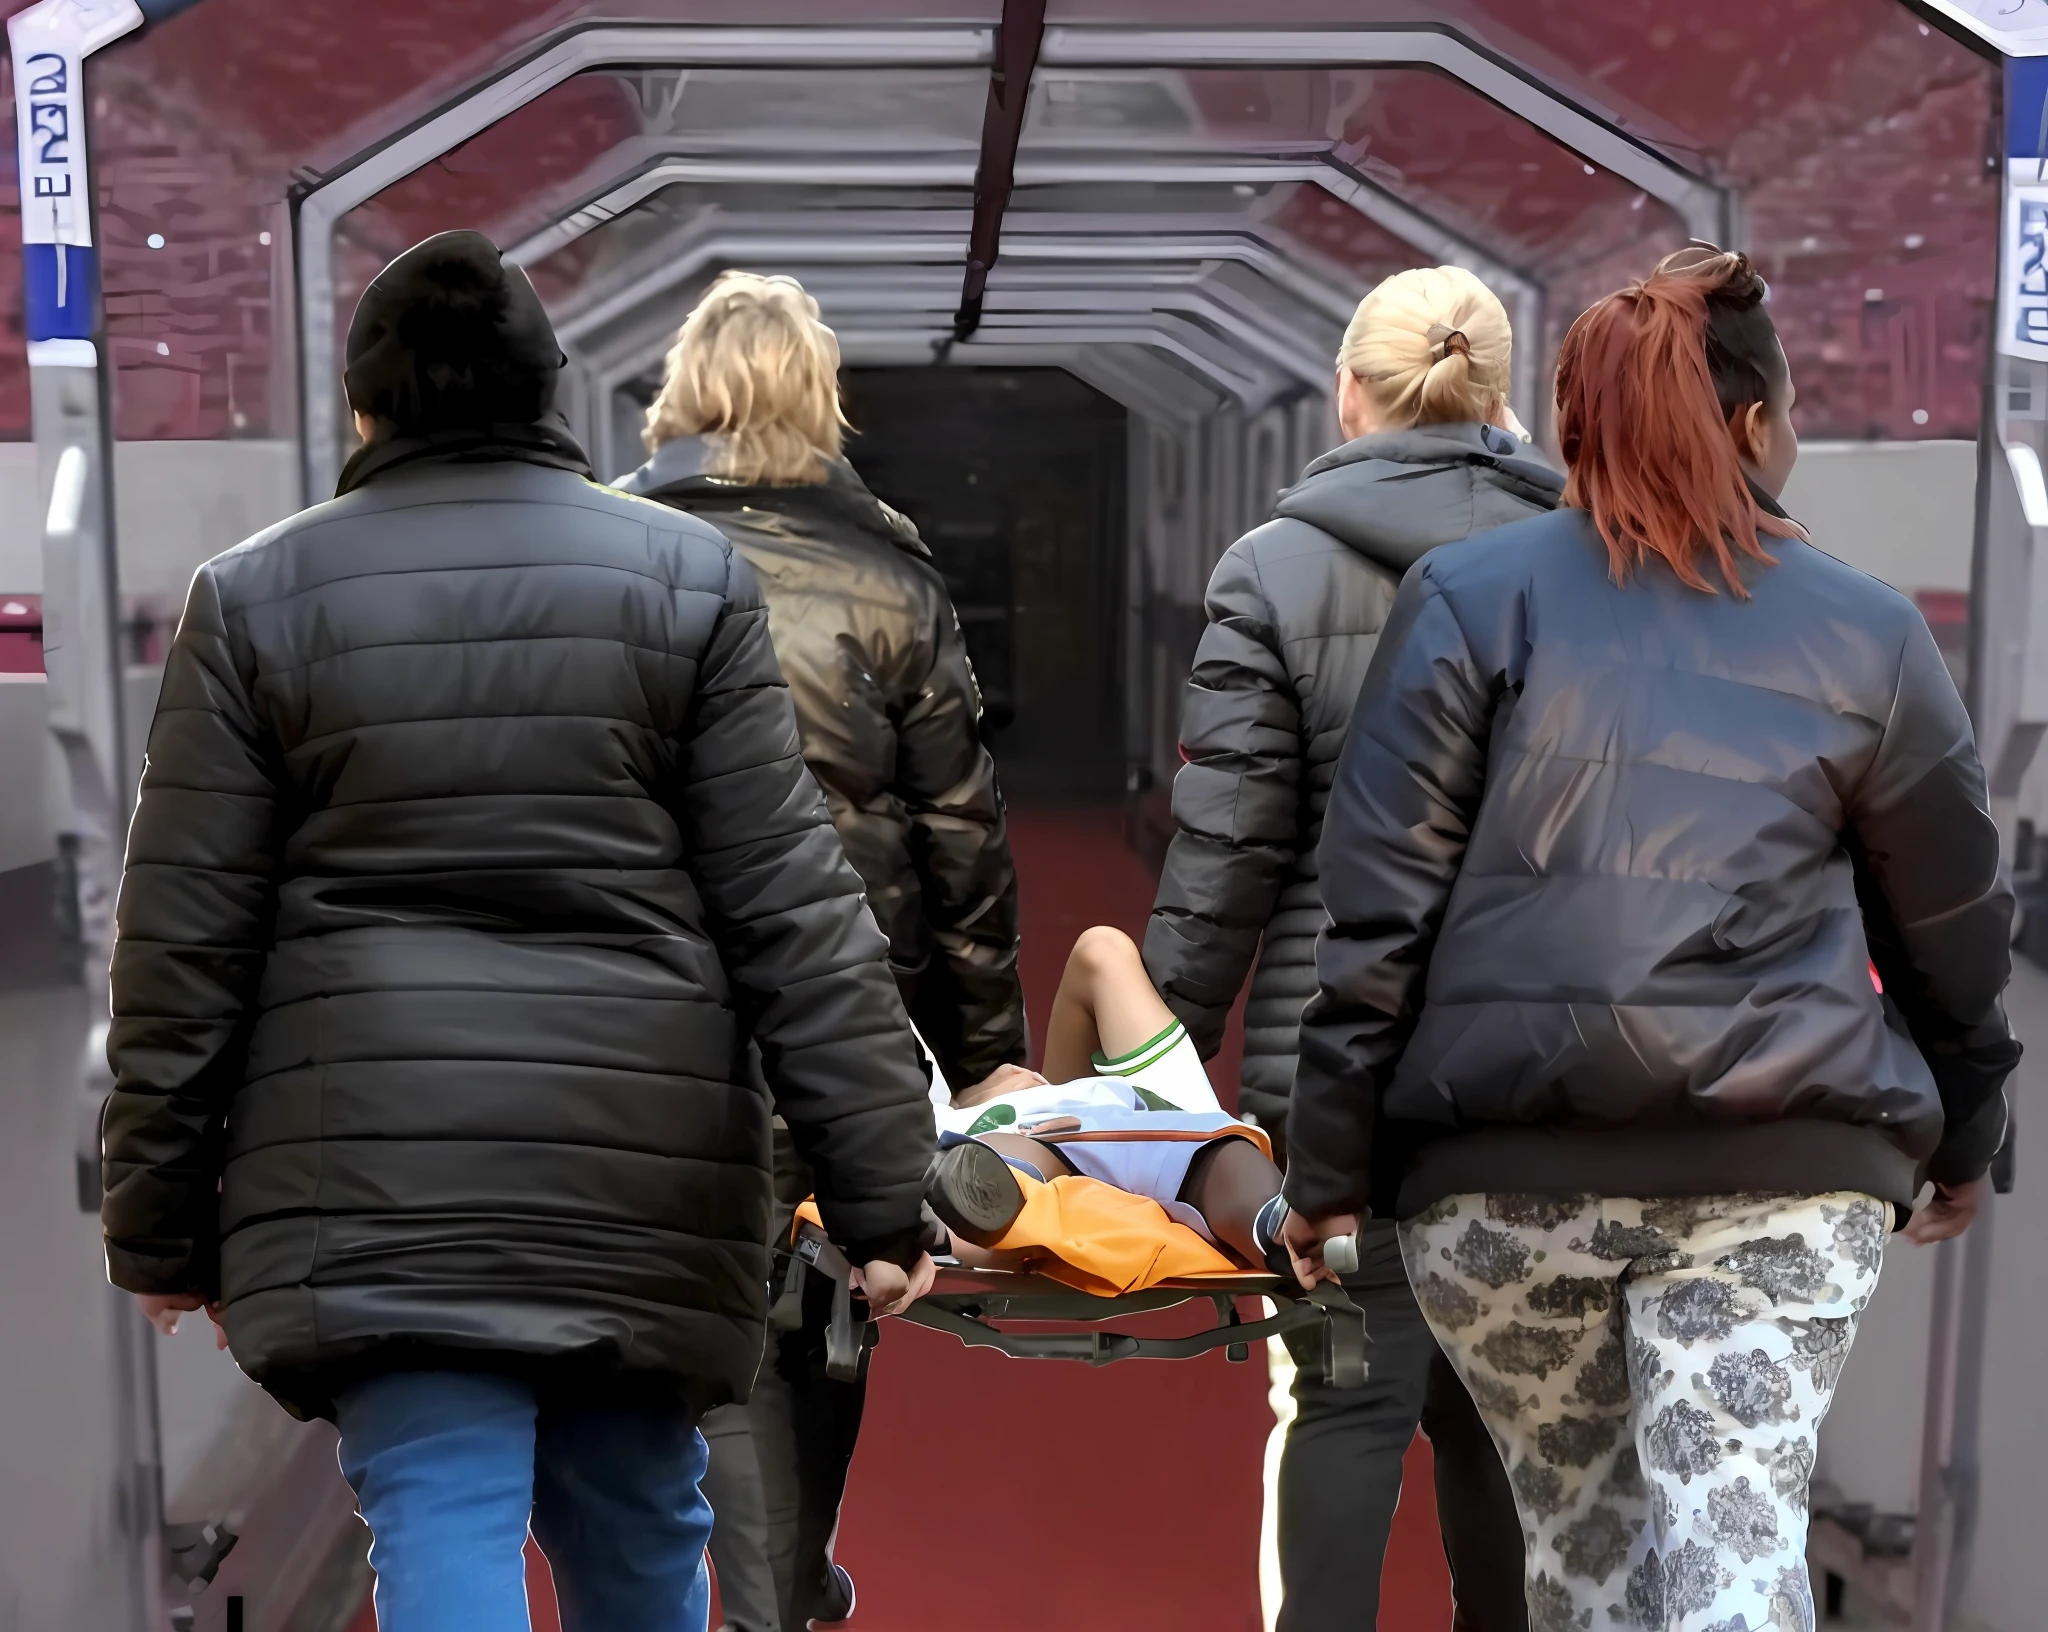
1144, 423, 1564, 1147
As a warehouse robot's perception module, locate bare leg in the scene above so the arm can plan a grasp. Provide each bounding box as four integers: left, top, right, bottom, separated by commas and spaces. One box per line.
1180, 1136, 1283, 1268
1042, 926, 1179, 1084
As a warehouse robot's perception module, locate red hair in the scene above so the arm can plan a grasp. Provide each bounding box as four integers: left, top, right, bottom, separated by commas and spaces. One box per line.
1556, 249, 1803, 598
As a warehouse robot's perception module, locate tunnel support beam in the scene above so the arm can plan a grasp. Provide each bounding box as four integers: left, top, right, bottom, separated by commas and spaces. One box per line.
296, 19, 1726, 498
512, 153, 1542, 426
953, 0, 1047, 343
546, 216, 1359, 469
289, 23, 995, 500
1038, 25, 1734, 247
296, 20, 1730, 496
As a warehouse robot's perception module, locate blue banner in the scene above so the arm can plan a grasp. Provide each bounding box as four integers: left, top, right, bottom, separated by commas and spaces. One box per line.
11, 0, 149, 362
2006, 59, 2048, 359
22, 241, 99, 342
2011, 55, 2048, 159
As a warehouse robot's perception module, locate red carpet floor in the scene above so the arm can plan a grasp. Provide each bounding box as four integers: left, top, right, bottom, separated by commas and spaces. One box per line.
366, 807, 1457, 1631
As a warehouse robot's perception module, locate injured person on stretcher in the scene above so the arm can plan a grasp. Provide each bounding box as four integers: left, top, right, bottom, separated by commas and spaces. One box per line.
921, 926, 1305, 1282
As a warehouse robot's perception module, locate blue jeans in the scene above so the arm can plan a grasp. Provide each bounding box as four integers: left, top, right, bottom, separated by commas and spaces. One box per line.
335, 1371, 713, 1632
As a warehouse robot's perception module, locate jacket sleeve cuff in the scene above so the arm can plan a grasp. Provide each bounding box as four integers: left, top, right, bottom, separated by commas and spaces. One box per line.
837, 1220, 933, 1272
1282, 1167, 1372, 1222
951, 1035, 1030, 1086
1925, 1089, 2010, 1188
104, 1237, 216, 1300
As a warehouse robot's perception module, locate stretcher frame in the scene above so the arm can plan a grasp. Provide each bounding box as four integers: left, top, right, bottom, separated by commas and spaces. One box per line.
780, 1223, 1371, 1388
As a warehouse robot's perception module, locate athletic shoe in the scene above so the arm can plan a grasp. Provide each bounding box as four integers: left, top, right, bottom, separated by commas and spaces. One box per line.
925, 1135, 1026, 1246
807, 1563, 857, 1627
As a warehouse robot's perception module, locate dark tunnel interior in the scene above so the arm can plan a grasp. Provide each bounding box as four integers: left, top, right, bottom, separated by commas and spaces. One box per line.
848, 368, 1129, 803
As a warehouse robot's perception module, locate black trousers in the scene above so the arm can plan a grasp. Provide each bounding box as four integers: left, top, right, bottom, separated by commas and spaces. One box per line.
705, 1119, 868, 1632
704, 1257, 868, 1632
1277, 1221, 1527, 1632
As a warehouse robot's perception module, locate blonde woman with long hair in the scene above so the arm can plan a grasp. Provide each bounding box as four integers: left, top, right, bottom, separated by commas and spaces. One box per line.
621, 272, 1022, 1077
638, 269, 850, 485
1143, 265, 1556, 1632
617, 270, 1023, 1632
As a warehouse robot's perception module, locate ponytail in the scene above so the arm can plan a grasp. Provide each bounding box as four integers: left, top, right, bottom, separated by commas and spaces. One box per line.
1556, 247, 1802, 598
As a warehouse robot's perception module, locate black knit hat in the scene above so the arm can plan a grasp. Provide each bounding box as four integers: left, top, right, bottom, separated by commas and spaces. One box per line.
343, 230, 564, 433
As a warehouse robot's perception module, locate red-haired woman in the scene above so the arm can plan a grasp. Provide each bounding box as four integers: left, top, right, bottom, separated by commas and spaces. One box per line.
1276, 247, 2019, 1628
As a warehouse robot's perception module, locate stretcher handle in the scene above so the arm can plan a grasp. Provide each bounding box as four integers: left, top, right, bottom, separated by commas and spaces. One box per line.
1321, 1229, 1365, 1278
826, 1273, 861, 1383
793, 1223, 868, 1383
768, 1249, 807, 1331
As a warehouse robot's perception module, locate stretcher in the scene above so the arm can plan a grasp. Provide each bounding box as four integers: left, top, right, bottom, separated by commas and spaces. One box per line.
775, 1221, 1371, 1389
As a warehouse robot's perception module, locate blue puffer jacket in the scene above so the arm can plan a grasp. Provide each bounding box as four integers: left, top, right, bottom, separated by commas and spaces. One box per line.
1287, 503, 2018, 1219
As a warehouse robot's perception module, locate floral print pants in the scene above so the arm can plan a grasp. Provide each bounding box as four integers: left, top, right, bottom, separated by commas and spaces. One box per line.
1399, 1192, 1887, 1632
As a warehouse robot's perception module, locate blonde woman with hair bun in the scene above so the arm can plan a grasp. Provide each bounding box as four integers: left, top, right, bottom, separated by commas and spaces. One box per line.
617, 273, 1027, 1630
1333, 263, 1526, 442
1141, 264, 1560, 1632
1335, 266, 1531, 446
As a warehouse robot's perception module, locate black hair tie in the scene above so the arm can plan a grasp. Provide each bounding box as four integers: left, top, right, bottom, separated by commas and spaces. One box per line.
1426, 324, 1471, 363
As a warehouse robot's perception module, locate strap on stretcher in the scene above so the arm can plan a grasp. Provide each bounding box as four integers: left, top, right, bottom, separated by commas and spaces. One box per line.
780, 1223, 1370, 1389
773, 1226, 868, 1382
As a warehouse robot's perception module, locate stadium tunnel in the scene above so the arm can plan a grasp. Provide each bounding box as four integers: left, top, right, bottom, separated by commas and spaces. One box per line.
5, 3, 2048, 1630
291, 18, 1738, 810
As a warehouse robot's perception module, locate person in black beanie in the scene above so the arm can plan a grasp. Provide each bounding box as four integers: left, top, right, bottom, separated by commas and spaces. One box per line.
100, 230, 939, 1632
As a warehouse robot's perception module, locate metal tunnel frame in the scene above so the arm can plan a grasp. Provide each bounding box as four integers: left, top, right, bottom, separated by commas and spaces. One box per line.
290, 20, 1737, 502
501, 154, 1545, 442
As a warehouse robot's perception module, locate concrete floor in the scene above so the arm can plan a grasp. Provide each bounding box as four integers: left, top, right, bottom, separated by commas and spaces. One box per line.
0, 982, 135, 1632
1944, 954, 2048, 1630
0, 966, 362, 1632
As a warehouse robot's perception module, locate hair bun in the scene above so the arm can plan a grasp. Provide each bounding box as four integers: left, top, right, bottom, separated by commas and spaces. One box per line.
1651, 243, 1768, 308
1338, 266, 1512, 431
1426, 324, 1472, 363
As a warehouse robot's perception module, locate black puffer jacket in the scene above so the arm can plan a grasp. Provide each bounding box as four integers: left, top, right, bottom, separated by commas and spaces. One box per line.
102, 455, 936, 1420
1144, 424, 1563, 1142
1287, 504, 2019, 1220
617, 438, 1025, 1088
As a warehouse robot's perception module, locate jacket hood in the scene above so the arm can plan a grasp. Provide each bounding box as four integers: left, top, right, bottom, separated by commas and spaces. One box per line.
1273, 422, 1565, 575
615, 437, 928, 559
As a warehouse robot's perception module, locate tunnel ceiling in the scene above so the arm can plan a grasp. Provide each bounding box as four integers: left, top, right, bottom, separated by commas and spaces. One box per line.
0, 0, 2002, 478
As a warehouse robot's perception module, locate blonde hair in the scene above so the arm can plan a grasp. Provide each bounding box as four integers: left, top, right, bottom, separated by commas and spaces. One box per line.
1338, 266, 1518, 434
643, 271, 847, 484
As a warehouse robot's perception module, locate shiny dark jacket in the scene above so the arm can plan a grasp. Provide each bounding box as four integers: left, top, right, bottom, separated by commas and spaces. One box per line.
1287, 504, 2019, 1220
618, 439, 1025, 1088
1144, 425, 1563, 1142
102, 455, 936, 1419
